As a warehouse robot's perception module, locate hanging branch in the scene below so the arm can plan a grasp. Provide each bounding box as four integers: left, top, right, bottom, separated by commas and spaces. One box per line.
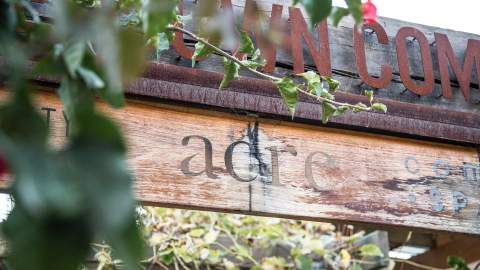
165, 25, 387, 123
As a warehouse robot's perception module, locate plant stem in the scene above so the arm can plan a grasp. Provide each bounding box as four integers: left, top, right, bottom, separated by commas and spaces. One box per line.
166, 25, 371, 112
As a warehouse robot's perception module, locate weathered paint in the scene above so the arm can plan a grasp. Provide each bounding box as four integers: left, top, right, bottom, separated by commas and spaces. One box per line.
1, 89, 479, 235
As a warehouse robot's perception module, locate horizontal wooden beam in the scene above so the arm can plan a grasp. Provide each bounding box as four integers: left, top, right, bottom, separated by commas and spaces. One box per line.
132, 63, 480, 144
22, 0, 480, 144
1, 89, 479, 235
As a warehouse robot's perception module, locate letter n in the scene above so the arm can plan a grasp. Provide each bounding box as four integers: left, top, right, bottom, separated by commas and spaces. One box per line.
288, 7, 331, 76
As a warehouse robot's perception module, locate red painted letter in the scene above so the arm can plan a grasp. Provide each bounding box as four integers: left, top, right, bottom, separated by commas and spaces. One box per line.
396, 27, 435, 96
353, 22, 392, 89
435, 33, 480, 101
289, 7, 332, 76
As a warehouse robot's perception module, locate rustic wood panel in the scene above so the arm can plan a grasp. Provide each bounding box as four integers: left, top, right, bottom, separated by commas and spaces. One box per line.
30, 0, 480, 112
130, 63, 480, 144
1, 89, 479, 235
24, 1, 480, 145
176, 0, 480, 112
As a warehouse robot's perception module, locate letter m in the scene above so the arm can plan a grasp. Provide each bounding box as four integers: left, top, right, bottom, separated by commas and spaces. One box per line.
435, 33, 480, 101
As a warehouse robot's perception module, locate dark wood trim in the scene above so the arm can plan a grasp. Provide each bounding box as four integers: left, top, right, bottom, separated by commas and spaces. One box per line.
124, 62, 480, 144
30, 62, 480, 144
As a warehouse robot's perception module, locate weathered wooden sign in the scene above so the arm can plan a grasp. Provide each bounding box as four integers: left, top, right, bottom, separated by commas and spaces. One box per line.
2, 89, 479, 235
29, 0, 480, 143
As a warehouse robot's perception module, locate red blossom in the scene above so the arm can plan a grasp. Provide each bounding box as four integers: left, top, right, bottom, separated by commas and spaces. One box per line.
362, 0, 377, 24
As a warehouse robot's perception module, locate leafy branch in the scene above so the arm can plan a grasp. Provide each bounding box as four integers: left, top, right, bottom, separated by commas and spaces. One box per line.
165, 25, 387, 123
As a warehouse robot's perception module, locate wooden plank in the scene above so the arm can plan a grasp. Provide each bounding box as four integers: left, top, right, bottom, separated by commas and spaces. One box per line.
131, 63, 480, 144
176, 0, 480, 112
23, 1, 480, 144
29, 0, 480, 113
1, 89, 480, 235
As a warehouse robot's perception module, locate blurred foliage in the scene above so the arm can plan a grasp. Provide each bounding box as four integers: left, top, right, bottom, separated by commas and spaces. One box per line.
0, 0, 383, 270
73, 207, 385, 270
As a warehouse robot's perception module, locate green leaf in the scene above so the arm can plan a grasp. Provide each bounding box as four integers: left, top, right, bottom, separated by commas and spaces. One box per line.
315, 85, 334, 100
333, 105, 349, 116
299, 0, 333, 27
448, 256, 470, 270
189, 228, 205, 238
322, 76, 340, 92
142, 0, 178, 37
238, 31, 255, 55
156, 32, 172, 54
251, 48, 261, 61
298, 255, 313, 270
346, 0, 363, 25
299, 71, 321, 84
33, 55, 63, 77
330, 7, 349, 27
219, 58, 240, 90
118, 28, 147, 82
63, 42, 85, 78
349, 262, 363, 270
371, 103, 387, 113
275, 77, 299, 117
204, 230, 219, 244
77, 67, 105, 89
240, 59, 265, 69
298, 71, 321, 94
235, 245, 250, 258
192, 42, 212, 67
321, 102, 337, 124
359, 244, 384, 257
364, 90, 374, 104
352, 102, 368, 113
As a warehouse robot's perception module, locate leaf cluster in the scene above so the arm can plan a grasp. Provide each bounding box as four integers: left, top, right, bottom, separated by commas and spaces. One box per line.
79, 207, 386, 270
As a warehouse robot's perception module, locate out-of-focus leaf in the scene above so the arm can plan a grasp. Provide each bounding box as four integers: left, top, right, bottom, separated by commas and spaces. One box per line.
204, 230, 219, 244
298, 255, 312, 270
142, 0, 178, 37
77, 67, 105, 89
294, 0, 332, 27
359, 244, 384, 257
346, 0, 363, 25
448, 256, 470, 270
155, 32, 172, 55
63, 42, 85, 78
340, 249, 352, 268
349, 262, 363, 270
330, 7, 349, 27
219, 57, 240, 90
119, 28, 147, 83
275, 77, 298, 117
189, 228, 205, 238
33, 55, 63, 77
